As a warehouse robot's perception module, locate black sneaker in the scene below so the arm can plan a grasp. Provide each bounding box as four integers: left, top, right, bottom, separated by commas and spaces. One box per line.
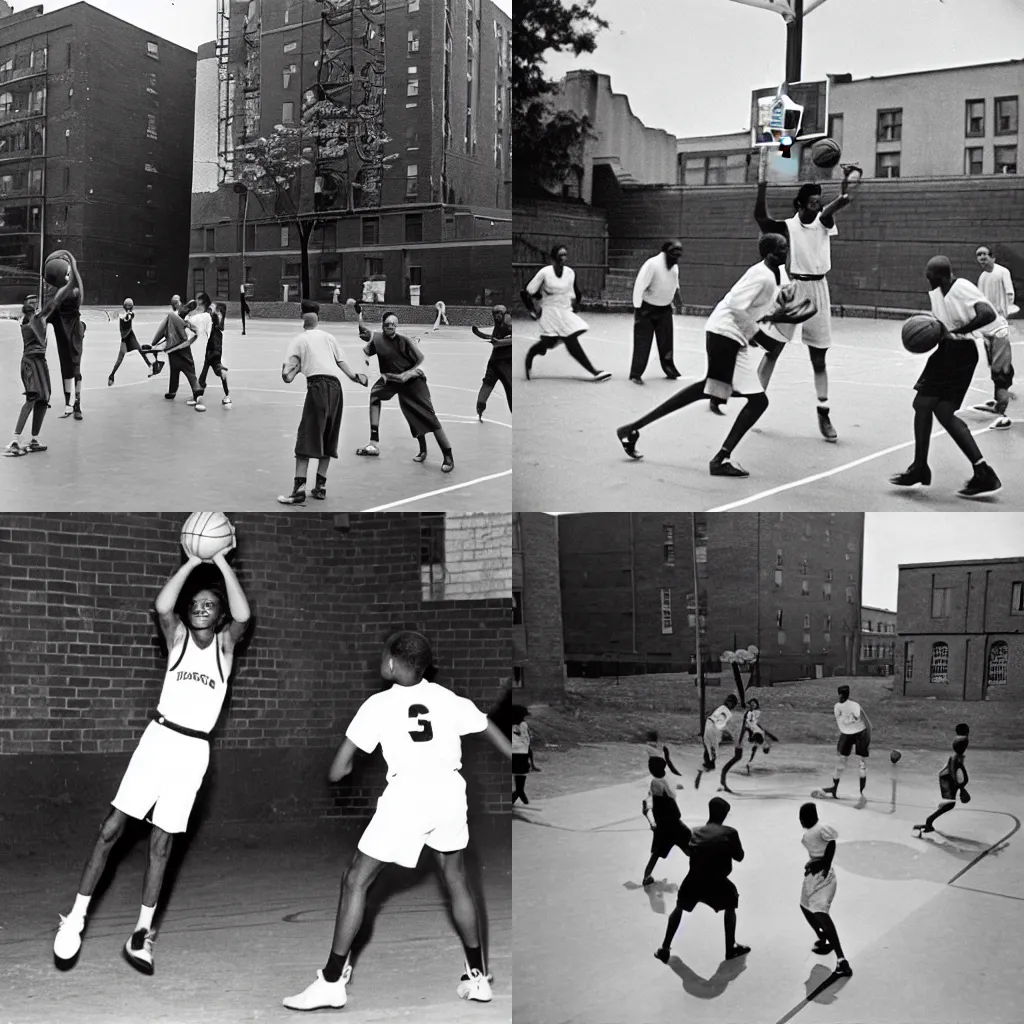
726, 944, 751, 960
817, 407, 837, 442
616, 426, 642, 460
958, 463, 1001, 499
890, 464, 931, 487
834, 959, 853, 977
654, 947, 671, 964
709, 400, 726, 416
630, 376, 645, 386
73, 402, 82, 421
310, 486, 327, 500
164, 393, 176, 400
710, 455, 748, 477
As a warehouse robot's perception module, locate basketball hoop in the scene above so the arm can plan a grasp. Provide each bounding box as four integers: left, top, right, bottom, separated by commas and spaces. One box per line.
752, 88, 804, 149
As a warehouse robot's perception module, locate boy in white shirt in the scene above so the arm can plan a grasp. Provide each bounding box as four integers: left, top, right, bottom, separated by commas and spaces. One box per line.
695, 694, 738, 790
972, 245, 1015, 427
815, 685, 871, 801
283, 631, 513, 1012
512, 704, 531, 805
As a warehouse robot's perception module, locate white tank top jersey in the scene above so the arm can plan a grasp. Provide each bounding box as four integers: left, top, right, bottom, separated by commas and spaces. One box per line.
708, 704, 733, 731
526, 265, 576, 311
346, 680, 490, 783
929, 278, 1009, 339
977, 265, 1014, 316
784, 214, 837, 276
512, 721, 531, 754
834, 699, 865, 734
156, 625, 231, 734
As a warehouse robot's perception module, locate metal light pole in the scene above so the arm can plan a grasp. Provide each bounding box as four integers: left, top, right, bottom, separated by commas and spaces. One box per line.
691, 513, 705, 739
785, 0, 804, 83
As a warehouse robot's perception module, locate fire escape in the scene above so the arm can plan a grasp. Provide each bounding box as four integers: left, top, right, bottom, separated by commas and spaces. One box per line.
216, 0, 261, 184
214, 0, 234, 184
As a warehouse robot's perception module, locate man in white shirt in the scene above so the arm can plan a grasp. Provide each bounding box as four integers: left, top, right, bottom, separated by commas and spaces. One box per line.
973, 245, 1016, 426
629, 240, 683, 384
815, 685, 871, 801
616, 233, 814, 478
695, 694, 738, 789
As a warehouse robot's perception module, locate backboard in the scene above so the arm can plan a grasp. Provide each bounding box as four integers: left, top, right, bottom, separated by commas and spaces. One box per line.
750, 79, 830, 145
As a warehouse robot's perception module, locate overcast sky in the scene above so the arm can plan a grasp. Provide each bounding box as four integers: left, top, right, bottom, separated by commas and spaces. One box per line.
9, 0, 512, 51
542, 0, 1024, 137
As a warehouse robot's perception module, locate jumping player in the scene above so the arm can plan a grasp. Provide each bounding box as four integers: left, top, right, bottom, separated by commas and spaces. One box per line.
45, 248, 86, 420
695, 694, 738, 790
197, 302, 232, 407
282, 631, 513, 1011
739, 698, 779, 774
889, 256, 1002, 498
278, 300, 368, 505
798, 802, 852, 977
815, 684, 871, 800
356, 310, 454, 472
641, 757, 692, 886
914, 733, 971, 835
4, 298, 51, 457
52, 534, 250, 973
108, 298, 159, 385
973, 245, 1015, 428
754, 151, 857, 442
521, 244, 611, 383
616, 234, 813, 477
512, 704, 531, 805
654, 796, 749, 965
472, 304, 512, 418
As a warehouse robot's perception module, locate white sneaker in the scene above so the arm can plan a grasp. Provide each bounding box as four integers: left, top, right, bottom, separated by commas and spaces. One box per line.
53, 913, 86, 959
456, 966, 493, 1003
991, 416, 1012, 430
283, 967, 351, 1010
186, 399, 197, 406
971, 400, 999, 414
195, 402, 206, 412
222, 397, 231, 406
123, 928, 155, 974
3, 441, 25, 457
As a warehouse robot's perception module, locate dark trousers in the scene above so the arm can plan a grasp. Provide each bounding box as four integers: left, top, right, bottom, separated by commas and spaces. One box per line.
630, 302, 678, 379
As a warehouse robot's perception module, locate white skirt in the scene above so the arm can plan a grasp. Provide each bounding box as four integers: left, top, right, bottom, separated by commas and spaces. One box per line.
800, 866, 837, 913
538, 305, 589, 338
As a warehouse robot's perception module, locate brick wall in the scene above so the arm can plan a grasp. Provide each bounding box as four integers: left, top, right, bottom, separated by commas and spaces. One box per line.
442, 513, 512, 601
513, 198, 609, 298
217, 301, 501, 328
0, 513, 510, 826
515, 514, 565, 701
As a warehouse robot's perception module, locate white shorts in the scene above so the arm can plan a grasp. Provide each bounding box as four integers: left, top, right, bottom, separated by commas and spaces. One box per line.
702, 720, 722, 766
764, 277, 833, 348
538, 305, 588, 338
729, 341, 764, 396
800, 867, 837, 914
358, 775, 469, 869
111, 721, 210, 834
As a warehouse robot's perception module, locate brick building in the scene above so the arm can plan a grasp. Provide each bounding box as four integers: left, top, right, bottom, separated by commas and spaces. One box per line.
188, 0, 511, 307
545, 513, 865, 685
895, 557, 1024, 701
0, 2, 195, 304
0, 512, 511, 829
860, 605, 897, 676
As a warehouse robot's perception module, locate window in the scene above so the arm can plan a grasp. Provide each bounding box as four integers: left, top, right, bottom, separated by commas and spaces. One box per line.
778, 630, 786, 647
283, 64, 297, 89
66, 43, 72, 69
280, 225, 289, 247
846, 586, 855, 604
801, 580, 810, 596
407, 77, 419, 98
364, 256, 383, 277
0, 91, 11, 115
216, 267, 229, 296
663, 524, 675, 565
803, 632, 812, 648
420, 512, 446, 600
828, 113, 843, 150
994, 146, 1017, 174
800, 559, 808, 576
283, 41, 298, 54
282, 101, 294, 123
204, 227, 215, 251
192, 267, 205, 296
825, 569, 833, 581
660, 589, 672, 635
776, 608, 783, 628
511, 589, 523, 626
409, 0, 420, 9
283, 261, 301, 277
931, 585, 951, 618
823, 632, 831, 650
876, 152, 900, 178
864, 620, 872, 633
995, 96, 1018, 135
803, 614, 811, 629
146, 114, 157, 140
965, 99, 985, 137
877, 108, 902, 142
904, 642, 914, 683
512, 666, 524, 690
694, 521, 707, 564
804, 520, 812, 538
987, 641, 1008, 689
362, 216, 379, 245
776, 549, 784, 567
408, 30, 420, 54
965, 147, 983, 175
146, 41, 159, 60
824, 529, 831, 545
705, 154, 727, 185
1012, 581, 1024, 613
929, 642, 949, 685
146, 72, 158, 95
774, 569, 783, 588
406, 164, 418, 199
406, 126, 420, 151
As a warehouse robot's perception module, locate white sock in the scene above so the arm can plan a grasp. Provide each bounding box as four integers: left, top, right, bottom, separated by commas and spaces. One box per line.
71, 893, 91, 918
136, 904, 156, 931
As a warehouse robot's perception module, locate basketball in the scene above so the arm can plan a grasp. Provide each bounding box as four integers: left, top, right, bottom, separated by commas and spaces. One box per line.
44, 255, 71, 287
180, 512, 235, 561
890, 749, 902, 764
810, 137, 842, 169
901, 314, 945, 353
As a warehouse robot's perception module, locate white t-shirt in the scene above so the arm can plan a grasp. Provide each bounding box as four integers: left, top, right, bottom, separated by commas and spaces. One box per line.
186, 310, 212, 349
801, 821, 838, 859
512, 721, 531, 754
707, 704, 733, 732
785, 214, 838, 276
157, 624, 231, 734
346, 680, 489, 783
705, 261, 789, 345
742, 708, 762, 737
834, 699, 866, 734
929, 278, 1008, 340
284, 328, 347, 380
633, 254, 680, 308
977, 264, 1015, 317
526, 265, 576, 312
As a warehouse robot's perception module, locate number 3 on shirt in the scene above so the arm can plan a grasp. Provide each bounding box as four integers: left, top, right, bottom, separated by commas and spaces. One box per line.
408, 703, 433, 742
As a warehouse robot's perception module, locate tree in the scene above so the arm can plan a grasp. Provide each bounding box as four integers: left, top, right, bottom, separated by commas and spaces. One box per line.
513, 0, 609, 197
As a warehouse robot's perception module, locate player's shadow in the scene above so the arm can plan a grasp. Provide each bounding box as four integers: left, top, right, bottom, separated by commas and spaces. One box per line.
917, 832, 1010, 860
662, 953, 747, 998
804, 962, 850, 1004
622, 878, 678, 915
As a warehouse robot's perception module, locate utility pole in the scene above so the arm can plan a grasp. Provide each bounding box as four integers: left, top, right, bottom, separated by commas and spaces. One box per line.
785, 0, 804, 84
691, 514, 705, 740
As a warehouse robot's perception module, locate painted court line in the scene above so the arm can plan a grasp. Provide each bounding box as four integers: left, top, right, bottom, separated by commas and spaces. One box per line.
361, 468, 511, 511
707, 423, 998, 511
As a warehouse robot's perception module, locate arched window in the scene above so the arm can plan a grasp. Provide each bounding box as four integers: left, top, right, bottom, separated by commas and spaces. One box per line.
929, 642, 949, 685
987, 641, 1008, 690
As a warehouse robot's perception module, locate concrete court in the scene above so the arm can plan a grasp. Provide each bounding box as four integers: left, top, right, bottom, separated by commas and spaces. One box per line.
0, 818, 510, 1024
513, 749, 1024, 1024
0, 310, 510, 512
514, 312, 1022, 512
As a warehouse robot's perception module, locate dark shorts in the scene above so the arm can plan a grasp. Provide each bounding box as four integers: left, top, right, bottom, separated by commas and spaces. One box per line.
512, 753, 530, 775
938, 771, 960, 802
482, 350, 513, 388
121, 330, 141, 352
202, 350, 226, 376
50, 312, 85, 381
296, 375, 343, 459
370, 373, 442, 437
169, 348, 197, 373
676, 871, 739, 913
837, 731, 870, 757
651, 819, 692, 860
21, 353, 51, 403
914, 337, 979, 407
